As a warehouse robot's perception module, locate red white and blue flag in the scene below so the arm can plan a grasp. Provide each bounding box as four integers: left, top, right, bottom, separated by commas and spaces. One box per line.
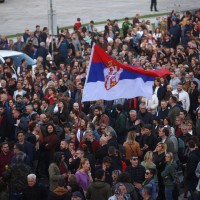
82, 44, 170, 102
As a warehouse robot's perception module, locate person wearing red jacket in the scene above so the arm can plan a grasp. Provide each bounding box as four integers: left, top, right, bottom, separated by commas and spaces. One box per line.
79, 130, 100, 155
74, 18, 82, 31
0, 142, 14, 177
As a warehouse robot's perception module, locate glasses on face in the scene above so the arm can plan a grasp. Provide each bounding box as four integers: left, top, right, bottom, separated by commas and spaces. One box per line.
145, 172, 150, 175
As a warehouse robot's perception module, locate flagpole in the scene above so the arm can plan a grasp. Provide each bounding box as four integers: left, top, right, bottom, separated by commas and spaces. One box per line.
81, 43, 95, 103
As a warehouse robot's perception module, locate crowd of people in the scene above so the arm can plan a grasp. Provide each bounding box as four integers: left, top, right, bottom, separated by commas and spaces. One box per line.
0, 8, 200, 200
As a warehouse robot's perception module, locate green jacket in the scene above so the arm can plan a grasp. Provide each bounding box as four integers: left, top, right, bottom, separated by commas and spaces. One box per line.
122, 21, 132, 31
161, 162, 176, 188
86, 180, 112, 200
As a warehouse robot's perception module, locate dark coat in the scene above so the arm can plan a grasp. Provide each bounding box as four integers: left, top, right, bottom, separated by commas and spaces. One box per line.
186, 148, 200, 181
137, 111, 153, 124
0, 112, 11, 141
86, 181, 112, 200
23, 183, 48, 200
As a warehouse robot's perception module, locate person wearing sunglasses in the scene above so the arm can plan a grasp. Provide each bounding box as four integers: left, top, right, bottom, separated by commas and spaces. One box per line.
141, 168, 157, 200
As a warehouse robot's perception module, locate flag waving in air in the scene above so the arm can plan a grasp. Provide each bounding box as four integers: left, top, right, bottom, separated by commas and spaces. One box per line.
82, 44, 170, 102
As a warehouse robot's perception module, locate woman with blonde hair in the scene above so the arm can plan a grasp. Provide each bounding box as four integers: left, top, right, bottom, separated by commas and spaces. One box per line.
123, 131, 142, 161
161, 152, 177, 200
141, 151, 156, 169
75, 158, 93, 194
153, 142, 167, 200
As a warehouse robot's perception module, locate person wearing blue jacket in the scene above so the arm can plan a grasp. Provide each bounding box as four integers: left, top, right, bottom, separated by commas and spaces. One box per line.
169, 20, 181, 48
141, 168, 157, 200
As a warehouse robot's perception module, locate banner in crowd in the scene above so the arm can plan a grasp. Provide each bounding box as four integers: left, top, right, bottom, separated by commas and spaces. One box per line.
82, 44, 170, 102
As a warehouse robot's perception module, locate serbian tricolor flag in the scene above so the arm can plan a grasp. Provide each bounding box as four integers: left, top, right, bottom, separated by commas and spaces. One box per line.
82, 44, 170, 102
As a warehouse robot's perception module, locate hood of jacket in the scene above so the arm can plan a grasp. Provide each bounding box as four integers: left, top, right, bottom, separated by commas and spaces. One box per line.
53, 187, 68, 196
92, 181, 108, 189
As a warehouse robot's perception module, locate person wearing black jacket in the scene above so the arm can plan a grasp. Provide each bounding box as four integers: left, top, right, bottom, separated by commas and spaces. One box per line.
23, 174, 48, 200
0, 103, 11, 142
186, 140, 200, 200
140, 124, 157, 155
108, 146, 122, 171
137, 103, 153, 125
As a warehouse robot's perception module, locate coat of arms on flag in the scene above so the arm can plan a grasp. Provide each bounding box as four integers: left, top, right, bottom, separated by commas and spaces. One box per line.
104, 61, 123, 90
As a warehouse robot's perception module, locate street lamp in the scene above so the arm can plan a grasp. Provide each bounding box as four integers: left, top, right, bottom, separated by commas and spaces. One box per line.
47, 0, 57, 59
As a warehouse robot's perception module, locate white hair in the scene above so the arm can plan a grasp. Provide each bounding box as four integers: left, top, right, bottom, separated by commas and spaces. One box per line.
27, 174, 36, 180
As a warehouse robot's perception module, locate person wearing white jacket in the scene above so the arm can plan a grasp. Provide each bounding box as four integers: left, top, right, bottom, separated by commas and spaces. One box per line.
172, 82, 190, 112
141, 94, 159, 115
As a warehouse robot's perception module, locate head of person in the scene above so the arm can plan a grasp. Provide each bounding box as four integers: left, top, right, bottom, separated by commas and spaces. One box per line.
179, 110, 187, 120
130, 154, 139, 167
79, 158, 90, 172
191, 81, 198, 90
159, 127, 169, 138
41, 98, 50, 108
163, 117, 171, 126
155, 142, 167, 153
177, 82, 183, 92
12, 109, 20, 119
53, 152, 64, 166
16, 151, 26, 163
94, 105, 103, 116
169, 95, 177, 106
75, 149, 85, 159
84, 130, 94, 142
104, 126, 117, 141
143, 124, 152, 136
129, 110, 137, 120
175, 116, 181, 126
0, 142, 9, 155
102, 156, 112, 170
186, 120, 194, 131
39, 114, 47, 123
114, 183, 127, 197
188, 140, 198, 152
126, 130, 136, 144
145, 168, 156, 181
144, 151, 154, 163
73, 102, 79, 111
115, 104, 123, 113
46, 124, 56, 135
95, 169, 105, 181
60, 140, 68, 150
71, 191, 84, 200
160, 100, 167, 110
108, 146, 117, 156
139, 103, 146, 113
13, 143, 24, 155
165, 152, 174, 163
27, 174, 37, 187
142, 185, 153, 199
16, 131, 25, 143
29, 121, 40, 133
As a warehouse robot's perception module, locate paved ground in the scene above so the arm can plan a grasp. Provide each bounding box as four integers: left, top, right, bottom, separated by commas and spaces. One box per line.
0, 0, 199, 35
